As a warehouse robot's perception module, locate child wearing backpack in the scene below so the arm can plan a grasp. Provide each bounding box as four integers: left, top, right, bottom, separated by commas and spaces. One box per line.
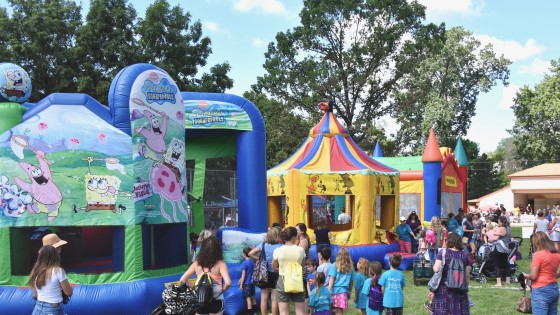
361, 261, 383, 315
427, 232, 471, 314
308, 272, 332, 315
379, 254, 406, 315
328, 247, 354, 315
353, 258, 370, 315
238, 247, 256, 315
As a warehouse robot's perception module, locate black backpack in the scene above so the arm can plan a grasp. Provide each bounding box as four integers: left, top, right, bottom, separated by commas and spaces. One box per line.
195, 270, 214, 307
444, 251, 468, 292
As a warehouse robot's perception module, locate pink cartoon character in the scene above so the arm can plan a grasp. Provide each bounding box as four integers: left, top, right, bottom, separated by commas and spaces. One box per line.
136, 108, 168, 161
150, 163, 188, 223
14, 151, 62, 221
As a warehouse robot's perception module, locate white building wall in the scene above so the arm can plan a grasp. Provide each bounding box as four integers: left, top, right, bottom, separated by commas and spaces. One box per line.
478, 187, 514, 211
510, 178, 560, 191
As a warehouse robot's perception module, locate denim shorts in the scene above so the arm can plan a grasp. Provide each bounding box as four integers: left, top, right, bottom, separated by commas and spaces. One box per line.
32, 301, 65, 315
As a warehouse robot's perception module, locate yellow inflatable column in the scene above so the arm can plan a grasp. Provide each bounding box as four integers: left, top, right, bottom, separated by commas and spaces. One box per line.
359, 174, 373, 244
286, 170, 300, 227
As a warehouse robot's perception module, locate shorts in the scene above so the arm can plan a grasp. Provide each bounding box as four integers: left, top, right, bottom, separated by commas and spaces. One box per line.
385, 307, 403, 315
242, 284, 255, 297
198, 298, 224, 315
276, 276, 306, 303
331, 292, 349, 309
261, 271, 279, 289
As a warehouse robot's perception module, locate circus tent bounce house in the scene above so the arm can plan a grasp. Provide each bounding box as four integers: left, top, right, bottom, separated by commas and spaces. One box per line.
372, 129, 469, 223
267, 101, 401, 264
0, 62, 269, 315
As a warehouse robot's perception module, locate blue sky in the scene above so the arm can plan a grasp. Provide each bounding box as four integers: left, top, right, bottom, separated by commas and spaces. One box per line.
129, 0, 560, 153
3, 0, 558, 153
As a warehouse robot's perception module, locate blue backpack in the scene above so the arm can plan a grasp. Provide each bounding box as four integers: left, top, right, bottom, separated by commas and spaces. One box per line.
368, 280, 383, 311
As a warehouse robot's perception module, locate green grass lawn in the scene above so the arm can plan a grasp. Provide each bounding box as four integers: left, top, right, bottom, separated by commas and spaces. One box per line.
291, 227, 557, 314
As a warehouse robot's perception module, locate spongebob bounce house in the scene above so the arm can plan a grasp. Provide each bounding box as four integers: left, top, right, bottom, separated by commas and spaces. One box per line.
0, 62, 268, 315
372, 129, 469, 223
267, 101, 401, 264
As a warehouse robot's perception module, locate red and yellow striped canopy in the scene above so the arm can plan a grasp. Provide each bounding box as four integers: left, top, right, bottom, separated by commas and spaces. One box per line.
268, 112, 397, 174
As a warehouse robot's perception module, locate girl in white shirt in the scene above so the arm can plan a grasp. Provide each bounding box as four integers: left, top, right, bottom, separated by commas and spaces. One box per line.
29, 245, 73, 315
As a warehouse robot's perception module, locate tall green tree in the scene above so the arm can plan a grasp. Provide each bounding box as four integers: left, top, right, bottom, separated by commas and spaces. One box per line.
137, 0, 233, 92
391, 27, 511, 154
0, 0, 82, 101
490, 137, 522, 177
510, 59, 560, 168
253, 0, 444, 147
75, 0, 139, 104
467, 153, 504, 200
243, 90, 312, 169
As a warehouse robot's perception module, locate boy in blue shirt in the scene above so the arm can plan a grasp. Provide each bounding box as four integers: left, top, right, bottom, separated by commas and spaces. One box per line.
238, 247, 256, 315
379, 254, 406, 315
306, 258, 318, 295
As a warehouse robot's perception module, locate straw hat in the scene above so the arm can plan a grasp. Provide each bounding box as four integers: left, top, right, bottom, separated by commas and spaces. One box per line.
42, 233, 68, 248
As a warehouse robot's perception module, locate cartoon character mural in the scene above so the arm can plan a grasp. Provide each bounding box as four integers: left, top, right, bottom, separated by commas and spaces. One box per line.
162, 137, 185, 183
0, 175, 33, 218
72, 157, 131, 214
1, 66, 31, 102
10, 135, 62, 221
134, 98, 169, 162
130, 69, 187, 224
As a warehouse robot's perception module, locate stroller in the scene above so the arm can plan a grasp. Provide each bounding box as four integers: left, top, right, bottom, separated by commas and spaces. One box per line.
471, 238, 520, 283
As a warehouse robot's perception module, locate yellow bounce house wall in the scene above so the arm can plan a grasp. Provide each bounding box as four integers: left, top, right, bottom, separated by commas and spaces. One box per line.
267, 170, 399, 246
399, 180, 425, 221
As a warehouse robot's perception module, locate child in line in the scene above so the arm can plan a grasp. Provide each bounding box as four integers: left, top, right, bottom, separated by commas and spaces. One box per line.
189, 232, 198, 261
417, 230, 427, 260
379, 254, 406, 315
361, 261, 383, 315
317, 247, 332, 286
308, 272, 332, 315
306, 258, 318, 296
238, 247, 256, 315
353, 258, 370, 315
328, 247, 354, 315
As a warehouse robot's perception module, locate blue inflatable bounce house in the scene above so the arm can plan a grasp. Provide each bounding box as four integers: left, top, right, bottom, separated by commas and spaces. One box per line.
0, 62, 268, 314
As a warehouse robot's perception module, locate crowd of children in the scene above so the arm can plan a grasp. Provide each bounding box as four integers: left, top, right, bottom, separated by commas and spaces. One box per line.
235, 224, 408, 315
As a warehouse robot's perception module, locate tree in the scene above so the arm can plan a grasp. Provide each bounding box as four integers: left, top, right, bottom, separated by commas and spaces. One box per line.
510, 59, 560, 168
75, 0, 139, 104
136, 0, 233, 93
490, 137, 523, 176
467, 153, 504, 200
253, 0, 444, 148
243, 90, 312, 169
0, 0, 82, 101
0, 0, 233, 103
391, 27, 511, 154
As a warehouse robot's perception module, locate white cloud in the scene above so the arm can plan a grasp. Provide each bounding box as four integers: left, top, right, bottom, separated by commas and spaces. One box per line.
252, 37, 266, 47
474, 35, 544, 61
497, 84, 520, 109
233, 0, 288, 15
519, 57, 551, 75
417, 0, 483, 17
203, 21, 230, 34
